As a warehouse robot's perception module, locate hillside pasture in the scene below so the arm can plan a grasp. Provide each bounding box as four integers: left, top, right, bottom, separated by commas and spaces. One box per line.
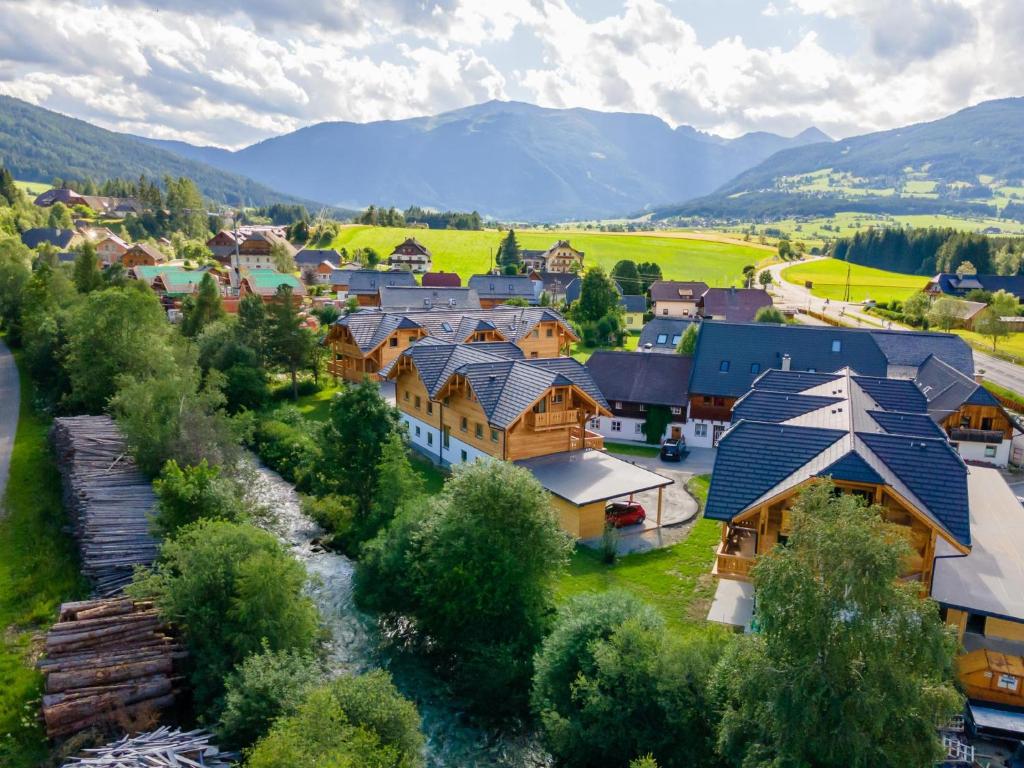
781, 259, 928, 303
328, 226, 767, 285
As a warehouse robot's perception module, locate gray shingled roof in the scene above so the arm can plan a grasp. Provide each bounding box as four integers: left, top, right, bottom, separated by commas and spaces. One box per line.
699, 288, 773, 322
347, 269, 417, 295
914, 354, 996, 422
296, 248, 340, 265
378, 286, 481, 311
638, 318, 694, 352
649, 280, 708, 303
468, 274, 542, 302
20, 227, 75, 249
585, 351, 690, 407
333, 306, 577, 353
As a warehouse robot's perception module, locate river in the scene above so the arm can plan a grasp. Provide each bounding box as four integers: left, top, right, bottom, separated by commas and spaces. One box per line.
248, 462, 553, 767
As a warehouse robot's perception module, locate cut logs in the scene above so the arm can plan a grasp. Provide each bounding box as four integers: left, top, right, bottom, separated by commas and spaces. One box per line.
51, 415, 158, 596
38, 598, 185, 740
61, 726, 236, 767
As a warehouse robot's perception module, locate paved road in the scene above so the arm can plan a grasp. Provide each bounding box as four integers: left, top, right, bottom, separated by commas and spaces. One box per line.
769, 259, 1024, 394
0, 339, 20, 515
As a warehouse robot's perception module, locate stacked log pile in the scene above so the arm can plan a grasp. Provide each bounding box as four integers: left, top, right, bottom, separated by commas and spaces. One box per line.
39, 598, 185, 740
61, 727, 236, 767
51, 416, 158, 596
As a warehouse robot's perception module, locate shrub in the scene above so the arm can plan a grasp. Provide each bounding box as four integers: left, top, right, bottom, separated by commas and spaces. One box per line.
218, 646, 325, 749
301, 494, 356, 547
532, 591, 723, 768
252, 410, 320, 490
246, 671, 424, 768
129, 520, 321, 716
152, 459, 247, 538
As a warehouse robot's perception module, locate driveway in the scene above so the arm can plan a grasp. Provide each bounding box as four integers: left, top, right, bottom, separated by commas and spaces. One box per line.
0, 339, 20, 516
580, 447, 716, 555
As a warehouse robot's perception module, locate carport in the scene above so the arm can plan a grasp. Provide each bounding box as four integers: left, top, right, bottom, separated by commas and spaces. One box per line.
516, 448, 674, 538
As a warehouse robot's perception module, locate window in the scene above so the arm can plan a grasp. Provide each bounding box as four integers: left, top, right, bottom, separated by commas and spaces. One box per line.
460, 416, 468, 432
404, 389, 410, 401
750, 363, 760, 374
546, 328, 553, 337
672, 335, 681, 345
461, 449, 468, 462
589, 417, 600, 429
552, 393, 564, 404
615, 401, 623, 409
491, 428, 499, 442
611, 420, 622, 432
831, 339, 842, 352
530, 351, 539, 358
414, 395, 421, 409
390, 337, 398, 347
532, 329, 540, 338
634, 423, 643, 434
475, 423, 484, 439
656, 333, 668, 344
415, 426, 421, 437
661, 308, 668, 316
713, 397, 725, 406
703, 396, 711, 404
441, 321, 452, 332
426, 402, 433, 415
670, 406, 682, 415
719, 360, 730, 372
985, 445, 997, 458
695, 423, 708, 438
443, 428, 450, 449
427, 432, 434, 446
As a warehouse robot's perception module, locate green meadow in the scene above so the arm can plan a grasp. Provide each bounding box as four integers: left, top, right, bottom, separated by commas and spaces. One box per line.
780, 259, 928, 303
328, 226, 768, 285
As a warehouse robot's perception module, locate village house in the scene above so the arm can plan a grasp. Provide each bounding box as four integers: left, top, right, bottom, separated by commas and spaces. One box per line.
121, 243, 168, 268
310, 260, 338, 285
421, 271, 461, 288
95, 234, 129, 266
206, 230, 240, 261
381, 338, 672, 538
585, 351, 690, 443
638, 317, 694, 353
235, 231, 297, 271
529, 271, 574, 303
238, 269, 306, 304
340, 270, 418, 306
926, 273, 1024, 304
519, 240, 584, 274
295, 248, 342, 282
649, 280, 709, 317
564, 277, 646, 329
386, 238, 432, 273
685, 321, 975, 448
33, 188, 142, 215
468, 274, 543, 307
377, 286, 481, 312
325, 306, 578, 383
697, 287, 773, 322
20, 227, 81, 251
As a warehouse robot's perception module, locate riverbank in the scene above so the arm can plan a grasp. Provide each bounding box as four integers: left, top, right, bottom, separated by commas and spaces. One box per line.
0, 349, 86, 768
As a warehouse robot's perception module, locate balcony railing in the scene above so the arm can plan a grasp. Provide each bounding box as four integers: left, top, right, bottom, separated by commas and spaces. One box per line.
949, 427, 1004, 443
569, 426, 604, 451
328, 360, 380, 382
528, 408, 579, 429
715, 546, 755, 580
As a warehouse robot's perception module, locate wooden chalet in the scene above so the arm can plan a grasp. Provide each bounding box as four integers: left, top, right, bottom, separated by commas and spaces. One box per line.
236, 231, 296, 270
95, 234, 128, 265
121, 243, 167, 268
325, 306, 578, 383
386, 238, 432, 273
381, 339, 672, 538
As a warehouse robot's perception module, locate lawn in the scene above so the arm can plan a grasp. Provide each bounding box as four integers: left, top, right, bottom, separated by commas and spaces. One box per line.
0, 351, 86, 768
603, 441, 661, 458
328, 226, 766, 285
954, 329, 1024, 361
570, 332, 639, 362
781, 259, 928, 303
555, 475, 723, 635
13, 179, 49, 197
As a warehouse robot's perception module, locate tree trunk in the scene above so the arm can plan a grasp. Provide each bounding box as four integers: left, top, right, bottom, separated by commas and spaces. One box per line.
291, 366, 298, 401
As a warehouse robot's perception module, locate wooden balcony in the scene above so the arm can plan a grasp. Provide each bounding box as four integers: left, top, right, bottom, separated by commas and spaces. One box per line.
569, 426, 604, 451
328, 359, 380, 383
714, 546, 755, 581
528, 408, 580, 430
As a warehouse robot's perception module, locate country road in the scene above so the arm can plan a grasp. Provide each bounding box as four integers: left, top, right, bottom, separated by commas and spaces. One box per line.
767, 258, 1024, 395
0, 338, 20, 512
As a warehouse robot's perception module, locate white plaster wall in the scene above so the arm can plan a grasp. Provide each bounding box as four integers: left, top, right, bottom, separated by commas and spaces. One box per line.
956, 439, 1010, 467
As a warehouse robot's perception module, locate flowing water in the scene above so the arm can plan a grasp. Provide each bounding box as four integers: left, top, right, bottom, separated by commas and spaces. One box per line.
248, 461, 553, 767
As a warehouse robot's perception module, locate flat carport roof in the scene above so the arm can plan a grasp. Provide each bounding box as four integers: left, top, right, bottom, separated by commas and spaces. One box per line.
515, 448, 673, 507
932, 466, 1024, 623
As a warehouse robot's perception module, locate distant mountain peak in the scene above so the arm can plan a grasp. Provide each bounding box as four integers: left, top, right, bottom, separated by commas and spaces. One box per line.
796, 126, 832, 143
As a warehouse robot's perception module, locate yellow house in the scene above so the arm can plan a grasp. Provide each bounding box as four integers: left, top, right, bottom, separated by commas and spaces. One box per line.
382, 338, 673, 538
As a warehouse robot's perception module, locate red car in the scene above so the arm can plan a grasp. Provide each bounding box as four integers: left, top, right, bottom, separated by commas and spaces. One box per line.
605, 500, 646, 528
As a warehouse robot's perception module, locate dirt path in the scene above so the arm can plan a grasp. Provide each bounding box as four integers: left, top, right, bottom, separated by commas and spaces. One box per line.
0, 339, 19, 515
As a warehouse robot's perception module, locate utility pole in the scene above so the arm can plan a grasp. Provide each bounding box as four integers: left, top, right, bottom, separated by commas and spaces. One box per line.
843, 261, 851, 303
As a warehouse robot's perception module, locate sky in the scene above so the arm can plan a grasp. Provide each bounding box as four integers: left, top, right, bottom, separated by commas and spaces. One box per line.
0, 0, 1019, 150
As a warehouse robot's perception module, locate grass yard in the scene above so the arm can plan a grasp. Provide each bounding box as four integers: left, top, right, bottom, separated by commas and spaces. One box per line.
0, 351, 86, 768
570, 332, 639, 362
954, 329, 1024, 360
603, 441, 661, 457
555, 475, 723, 635
781, 259, 928, 303
328, 226, 766, 285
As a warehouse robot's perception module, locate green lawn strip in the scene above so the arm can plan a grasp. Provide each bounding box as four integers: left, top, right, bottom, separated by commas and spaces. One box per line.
555, 475, 720, 635
604, 441, 661, 457
982, 380, 1024, 410
0, 351, 87, 768
570, 333, 639, 363
953, 329, 1024, 365
781, 259, 928, 304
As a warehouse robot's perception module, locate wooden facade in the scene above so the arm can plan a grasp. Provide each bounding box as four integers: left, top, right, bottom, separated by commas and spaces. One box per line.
713, 478, 962, 592
939, 402, 1014, 440
689, 395, 736, 423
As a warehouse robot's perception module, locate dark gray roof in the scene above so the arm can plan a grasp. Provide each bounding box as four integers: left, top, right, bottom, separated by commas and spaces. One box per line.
930, 273, 1024, 302
649, 280, 708, 303
699, 288, 773, 322
377, 286, 480, 311
346, 269, 417, 295
689, 322, 974, 398
468, 274, 541, 303
914, 354, 997, 422
638, 317, 694, 352
585, 351, 690, 407
706, 367, 971, 547
515, 449, 672, 506
333, 306, 576, 353
851, 376, 927, 412
295, 248, 340, 265
21, 227, 75, 249
620, 294, 646, 313
383, 339, 608, 428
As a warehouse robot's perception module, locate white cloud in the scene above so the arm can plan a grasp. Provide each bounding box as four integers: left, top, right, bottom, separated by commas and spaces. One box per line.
0, 0, 1019, 147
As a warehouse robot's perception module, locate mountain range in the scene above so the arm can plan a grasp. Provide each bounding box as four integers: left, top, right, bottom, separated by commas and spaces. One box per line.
657, 98, 1024, 220
139, 100, 830, 221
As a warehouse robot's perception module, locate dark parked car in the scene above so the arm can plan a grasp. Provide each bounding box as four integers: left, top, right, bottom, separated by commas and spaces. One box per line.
660, 438, 685, 461
605, 500, 646, 528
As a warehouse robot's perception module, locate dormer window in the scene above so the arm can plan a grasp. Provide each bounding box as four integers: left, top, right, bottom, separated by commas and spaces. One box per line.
719, 360, 730, 372
831, 340, 842, 352
750, 363, 760, 374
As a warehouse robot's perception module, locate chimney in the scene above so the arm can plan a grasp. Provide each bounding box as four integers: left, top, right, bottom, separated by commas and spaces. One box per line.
643, 343, 653, 353
975, 369, 985, 385
781, 354, 791, 371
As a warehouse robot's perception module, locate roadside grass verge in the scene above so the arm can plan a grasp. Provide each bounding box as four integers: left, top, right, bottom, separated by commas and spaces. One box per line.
781, 259, 928, 304
983, 380, 1024, 411
954, 329, 1024, 365
0, 351, 86, 768
555, 475, 721, 635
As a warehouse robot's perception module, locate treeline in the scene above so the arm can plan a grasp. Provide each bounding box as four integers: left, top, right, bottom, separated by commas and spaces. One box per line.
357, 204, 483, 230
830, 226, 1024, 275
